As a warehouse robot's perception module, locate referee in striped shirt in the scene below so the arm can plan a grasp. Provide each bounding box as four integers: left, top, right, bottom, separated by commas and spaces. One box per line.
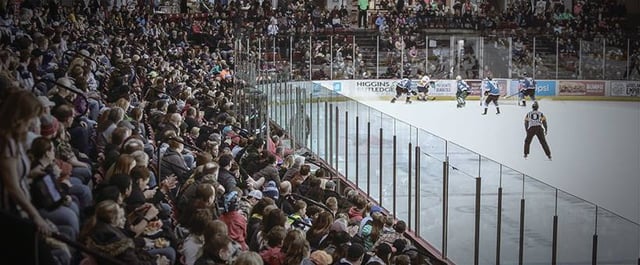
524, 102, 552, 160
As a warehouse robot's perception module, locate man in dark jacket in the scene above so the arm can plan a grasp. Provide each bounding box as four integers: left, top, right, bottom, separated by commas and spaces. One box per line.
217, 153, 237, 194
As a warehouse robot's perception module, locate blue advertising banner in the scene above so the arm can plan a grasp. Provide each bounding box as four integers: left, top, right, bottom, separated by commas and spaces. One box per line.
509, 80, 556, 96
534, 80, 557, 96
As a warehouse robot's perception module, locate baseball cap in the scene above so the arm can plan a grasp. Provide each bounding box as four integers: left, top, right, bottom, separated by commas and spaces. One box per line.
247, 190, 263, 200
370, 205, 383, 215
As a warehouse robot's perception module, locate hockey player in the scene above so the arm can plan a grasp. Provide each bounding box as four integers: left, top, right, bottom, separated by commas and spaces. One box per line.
518, 72, 536, 106
416, 75, 431, 101
524, 101, 552, 160
390, 78, 415, 103
455, 75, 470, 108
482, 76, 500, 115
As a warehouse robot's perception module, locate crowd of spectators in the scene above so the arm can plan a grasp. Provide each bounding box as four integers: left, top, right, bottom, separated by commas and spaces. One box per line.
238, 0, 636, 80
0, 1, 426, 265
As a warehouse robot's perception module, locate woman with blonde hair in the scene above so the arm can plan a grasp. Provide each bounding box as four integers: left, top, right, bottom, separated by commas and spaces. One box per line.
0, 90, 52, 235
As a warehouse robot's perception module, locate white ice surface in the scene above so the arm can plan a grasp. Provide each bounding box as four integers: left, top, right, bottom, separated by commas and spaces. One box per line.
362, 98, 640, 225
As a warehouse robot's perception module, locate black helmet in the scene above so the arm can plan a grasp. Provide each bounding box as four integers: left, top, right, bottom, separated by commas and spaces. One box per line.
532, 101, 539, 110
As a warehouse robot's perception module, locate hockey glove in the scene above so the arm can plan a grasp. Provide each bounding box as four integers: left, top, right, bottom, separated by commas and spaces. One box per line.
411, 91, 418, 95
484, 91, 489, 96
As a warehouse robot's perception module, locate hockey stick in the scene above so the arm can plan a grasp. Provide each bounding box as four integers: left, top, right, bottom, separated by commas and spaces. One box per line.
504, 91, 521, 99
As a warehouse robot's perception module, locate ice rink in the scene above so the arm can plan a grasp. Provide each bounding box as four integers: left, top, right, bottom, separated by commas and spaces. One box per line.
361, 98, 640, 225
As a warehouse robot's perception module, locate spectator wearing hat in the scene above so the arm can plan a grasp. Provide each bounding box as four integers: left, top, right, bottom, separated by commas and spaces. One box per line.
263, 180, 280, 201
358, 204, 384, 237
219, 190, 248, 250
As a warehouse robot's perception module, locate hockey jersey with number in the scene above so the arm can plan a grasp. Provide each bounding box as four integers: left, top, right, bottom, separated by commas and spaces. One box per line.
484, 79, 500, 95
525, 110, 547, 130
520, 77, 535, 90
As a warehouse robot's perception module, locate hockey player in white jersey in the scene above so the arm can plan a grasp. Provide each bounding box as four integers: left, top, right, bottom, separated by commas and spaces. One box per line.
416, 75, 432, 101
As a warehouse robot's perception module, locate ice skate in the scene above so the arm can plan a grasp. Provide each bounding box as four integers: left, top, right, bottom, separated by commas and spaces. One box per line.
405, 98, 412, 104
481, 108, 487, 115
524, 154, 528, 159
547, 155, 552, 161
391, 98, 396, 103
496, 107, 501, 115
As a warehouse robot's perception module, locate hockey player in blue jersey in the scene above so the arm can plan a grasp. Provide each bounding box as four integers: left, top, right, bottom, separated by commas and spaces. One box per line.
390, 78, 415, 103
518, 72, 536, 106
482, 76, 501, 115
455, 75, 470, 108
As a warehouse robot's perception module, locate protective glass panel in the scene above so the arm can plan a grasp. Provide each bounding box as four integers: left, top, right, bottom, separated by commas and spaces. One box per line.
482, 36, 509, 78
478, 156, 501, 265
419, 150, 444, 251
556, 190, 595, 264
522, 176, 555, 264
534, 36, 558, 80
393, 119, 413, 222
447, 141, 479, 178
354, 34, 377, 79
379, 112, 395, 208
580, 39, 605, 80
597, 208, 639, 264
447, 167, 476, 265
499, 166, 524, 264
605, 38, 627, 80
311, 34, 331, 80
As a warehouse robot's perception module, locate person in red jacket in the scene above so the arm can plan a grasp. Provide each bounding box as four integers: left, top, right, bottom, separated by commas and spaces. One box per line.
219, 190, 248, 250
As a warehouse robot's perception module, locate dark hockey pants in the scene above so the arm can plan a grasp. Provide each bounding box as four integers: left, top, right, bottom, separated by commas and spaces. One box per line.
524, 126, 551, 156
